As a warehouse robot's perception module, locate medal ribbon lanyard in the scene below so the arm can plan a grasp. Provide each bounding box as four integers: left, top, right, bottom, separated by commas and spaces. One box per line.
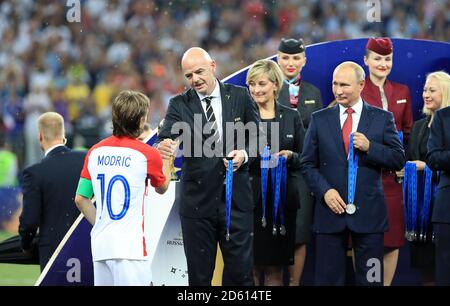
420, 166, 433, 241
403, 162, 418, 241
271, 155, 287, 235
409, 163, 418, 240
347, 133, 358, 209
260, 145, 270, 228
397, 131, 404, 145
225, 159, 233, 241
402, 163, 410, 236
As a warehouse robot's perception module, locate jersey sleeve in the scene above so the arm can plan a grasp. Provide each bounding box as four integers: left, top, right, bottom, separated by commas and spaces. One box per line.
146, 148, 166, 188
76, 151, 94, 198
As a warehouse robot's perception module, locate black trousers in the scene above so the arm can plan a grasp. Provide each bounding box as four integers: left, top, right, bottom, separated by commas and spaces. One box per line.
434, 222, 450, 285
180, 208, 254, 286
315, 230, 384, 286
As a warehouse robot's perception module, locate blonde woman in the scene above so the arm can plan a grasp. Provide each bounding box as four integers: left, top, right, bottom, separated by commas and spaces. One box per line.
246, 59, 304, 285
425, 71, 450, 285
407, 71, 450, 285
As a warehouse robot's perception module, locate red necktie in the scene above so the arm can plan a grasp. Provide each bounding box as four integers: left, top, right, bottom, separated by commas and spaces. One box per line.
342, 108, 354, 156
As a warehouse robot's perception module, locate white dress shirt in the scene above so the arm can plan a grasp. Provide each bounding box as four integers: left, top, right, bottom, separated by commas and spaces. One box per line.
339, 98, 364, 133
196, 80, 248, 163
196, 80, 223, 139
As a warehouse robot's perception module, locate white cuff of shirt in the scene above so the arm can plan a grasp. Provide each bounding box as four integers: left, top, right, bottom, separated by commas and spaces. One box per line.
240, 150, 248, 164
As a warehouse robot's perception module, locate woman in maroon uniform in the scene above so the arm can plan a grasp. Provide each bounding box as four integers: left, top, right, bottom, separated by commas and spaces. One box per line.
362, 37, 413, 285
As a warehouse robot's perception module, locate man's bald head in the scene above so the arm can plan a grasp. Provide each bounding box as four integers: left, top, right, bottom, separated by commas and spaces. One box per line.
38, 112, 65, 143
181, 47, 217, 95
181, 48, 213, 67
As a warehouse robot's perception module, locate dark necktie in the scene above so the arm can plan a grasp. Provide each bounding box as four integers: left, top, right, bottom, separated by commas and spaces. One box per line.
204, 96, 220, 142
342, 107, 354, 156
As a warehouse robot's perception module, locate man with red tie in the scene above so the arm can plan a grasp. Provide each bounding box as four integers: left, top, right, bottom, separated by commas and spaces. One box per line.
362, 37, 413, 285
301, 62, 405, 285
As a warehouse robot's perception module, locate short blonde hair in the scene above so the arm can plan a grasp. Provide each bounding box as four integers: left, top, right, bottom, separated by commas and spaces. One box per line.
38, 112, 65, 142
246, 59, 284, 98
423, 71, 450, 115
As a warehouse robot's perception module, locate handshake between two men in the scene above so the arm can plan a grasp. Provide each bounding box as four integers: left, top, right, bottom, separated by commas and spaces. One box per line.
156, 138, 247, 172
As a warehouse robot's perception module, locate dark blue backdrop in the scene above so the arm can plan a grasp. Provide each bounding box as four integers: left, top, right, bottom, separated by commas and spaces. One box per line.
226, 38, 450, 121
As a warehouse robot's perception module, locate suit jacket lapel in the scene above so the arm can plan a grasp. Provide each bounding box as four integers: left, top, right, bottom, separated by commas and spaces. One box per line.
184, 89, 209, 145
327, 105, 346, 161
357, 102, 373, 136
220, 81, 233, 142
186, 89, 207, 123
275, 102, 285, 152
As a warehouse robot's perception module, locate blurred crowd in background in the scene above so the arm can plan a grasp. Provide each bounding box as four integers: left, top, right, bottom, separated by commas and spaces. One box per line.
0, 0, 449, 182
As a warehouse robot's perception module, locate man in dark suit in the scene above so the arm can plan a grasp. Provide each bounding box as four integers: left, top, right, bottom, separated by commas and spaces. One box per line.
19, 112, 85, 271
427, 106, 450, 285
277, 38, 323, 129
300, 62, 405, 285
156, 47, 260, 285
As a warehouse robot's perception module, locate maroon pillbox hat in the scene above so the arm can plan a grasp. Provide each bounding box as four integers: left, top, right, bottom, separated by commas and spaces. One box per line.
366, 37, 393, 55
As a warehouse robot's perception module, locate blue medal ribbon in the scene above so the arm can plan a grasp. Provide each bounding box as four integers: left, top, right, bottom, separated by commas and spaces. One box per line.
271, 158, 281, 236
270, 156, 287, 236
279, 157, 287, 235
225, 159, 233, 241
397, 131, 404, 145
402, 163, 410, 238
420, 166, 433, 241
260, 145, 270, 227
410, 163, 418, 241
347, 133, 358, 210
402, 162, 411, 239
404, 162, 418, 241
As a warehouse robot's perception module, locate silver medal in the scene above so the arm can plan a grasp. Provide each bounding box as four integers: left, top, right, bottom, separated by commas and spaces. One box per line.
272, 225, 277, 236
261, 217, 267, 228
406, 231, 414, 242
346, 203, 356, 215
279, 225, 286, 236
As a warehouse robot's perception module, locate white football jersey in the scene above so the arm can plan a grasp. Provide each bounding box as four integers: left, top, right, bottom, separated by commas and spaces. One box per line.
77, 136, 165, 261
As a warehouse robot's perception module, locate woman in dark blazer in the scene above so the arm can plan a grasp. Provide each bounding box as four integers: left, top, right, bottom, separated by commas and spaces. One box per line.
406, 71, 450, 285
246, 59, 304, 286
426, 71, 450, 285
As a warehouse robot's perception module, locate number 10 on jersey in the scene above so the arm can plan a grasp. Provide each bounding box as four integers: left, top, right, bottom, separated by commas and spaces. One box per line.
97, 174, 131, 220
